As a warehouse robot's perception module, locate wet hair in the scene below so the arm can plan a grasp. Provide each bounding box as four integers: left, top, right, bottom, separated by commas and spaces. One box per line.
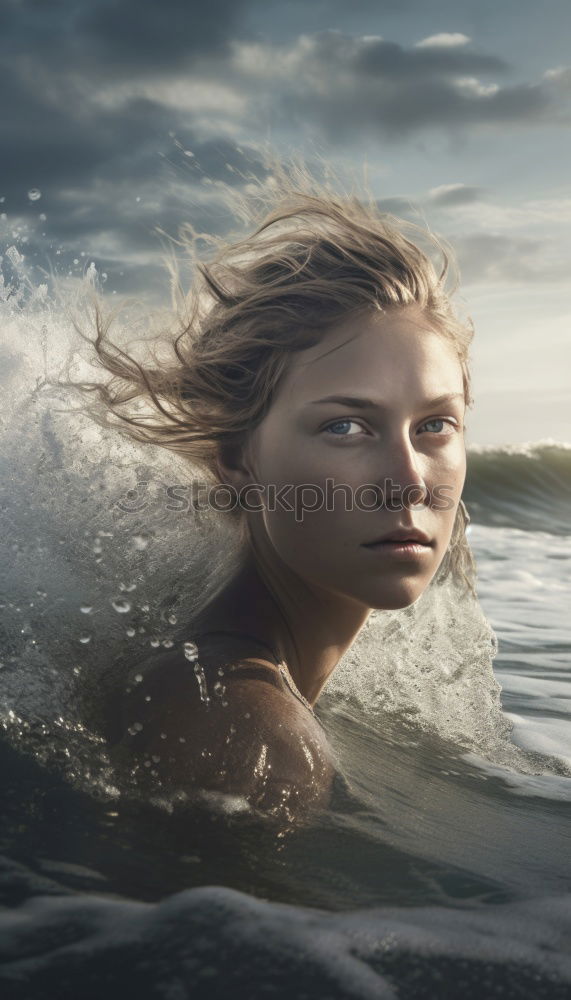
63, 160, 476, 593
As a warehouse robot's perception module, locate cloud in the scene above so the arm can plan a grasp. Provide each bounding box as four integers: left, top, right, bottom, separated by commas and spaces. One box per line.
433, 195, 571, 229
227, 31, 564, 142
0, 0, 253, 75
543, 65, 571, 84
415, 33, 471, 49
1, 20, 562, 213
228, 31, 507, 85
1, 8, 569, 303
323, 32, 506, 79
453, 232, 570, 286
429, 184, 485, 206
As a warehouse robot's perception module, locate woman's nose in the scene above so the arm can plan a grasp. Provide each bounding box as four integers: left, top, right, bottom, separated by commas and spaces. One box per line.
377, 438, 429, 510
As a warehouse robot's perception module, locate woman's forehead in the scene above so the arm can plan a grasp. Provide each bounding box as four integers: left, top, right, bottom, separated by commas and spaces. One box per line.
279, 308, 464, 406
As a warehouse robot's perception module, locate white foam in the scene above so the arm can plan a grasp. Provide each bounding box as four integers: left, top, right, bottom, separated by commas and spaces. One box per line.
0, 881, 569, 996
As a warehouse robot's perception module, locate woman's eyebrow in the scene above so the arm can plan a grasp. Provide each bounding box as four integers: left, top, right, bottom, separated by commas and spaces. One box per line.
306, 392, 465, 411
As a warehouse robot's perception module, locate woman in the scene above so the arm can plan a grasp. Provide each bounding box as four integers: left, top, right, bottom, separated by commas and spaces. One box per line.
78, 177, 475, 819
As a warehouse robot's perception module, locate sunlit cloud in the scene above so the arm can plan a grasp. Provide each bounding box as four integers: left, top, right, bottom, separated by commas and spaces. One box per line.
415, 33, 471, 49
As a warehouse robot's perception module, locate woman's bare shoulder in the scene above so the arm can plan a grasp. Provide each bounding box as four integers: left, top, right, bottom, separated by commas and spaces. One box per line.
109, 645, 335, 816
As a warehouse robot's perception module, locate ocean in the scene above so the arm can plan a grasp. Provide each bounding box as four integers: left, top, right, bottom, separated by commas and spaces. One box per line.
1, 282, 570, 997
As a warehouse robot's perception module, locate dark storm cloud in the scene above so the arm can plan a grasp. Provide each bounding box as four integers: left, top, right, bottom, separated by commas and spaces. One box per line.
76, 0, 250, 72
0, 0, 251, 73
263, 31, 557, 141
351, 36, 507, 79
281, 77, 552, 141
42, 139, 265, 247
0, 47, 265, 233
1, 3, 569, 301
0, 0, 268, 221
0, 69, 169, 200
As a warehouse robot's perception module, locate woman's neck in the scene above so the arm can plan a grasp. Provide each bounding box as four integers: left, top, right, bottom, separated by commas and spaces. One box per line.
192, 542, 371, 705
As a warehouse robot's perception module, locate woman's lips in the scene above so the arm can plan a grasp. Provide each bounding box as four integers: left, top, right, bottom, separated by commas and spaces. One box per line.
361, 540, 433, 558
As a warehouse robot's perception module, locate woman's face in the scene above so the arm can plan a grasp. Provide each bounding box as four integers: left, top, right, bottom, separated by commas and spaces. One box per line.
238, 305, 467, 611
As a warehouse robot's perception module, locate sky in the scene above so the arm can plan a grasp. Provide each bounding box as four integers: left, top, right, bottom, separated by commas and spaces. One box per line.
1, 0, 570, 445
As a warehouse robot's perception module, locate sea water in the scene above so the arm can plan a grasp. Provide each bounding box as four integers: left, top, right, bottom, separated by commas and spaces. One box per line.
1, 270, 570, 997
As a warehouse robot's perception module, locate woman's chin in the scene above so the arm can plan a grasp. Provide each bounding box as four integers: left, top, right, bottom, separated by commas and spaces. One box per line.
367, 583, 428, 611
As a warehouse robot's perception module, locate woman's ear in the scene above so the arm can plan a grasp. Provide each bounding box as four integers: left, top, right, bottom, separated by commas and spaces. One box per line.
215, 440, 255, 489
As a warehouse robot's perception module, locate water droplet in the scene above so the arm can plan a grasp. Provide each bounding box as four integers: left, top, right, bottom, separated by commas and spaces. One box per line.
133, 722, 143, 732
111, 598, 131, 614
144, 694, 152, 702
79, 633, 91, 644
213, 682, 226, 697
133, 673, 143, 684
119, 582, 137, 592
27, 188, 41, 201
183, 641, 198, 662
126, 627, 136, 638
168, 614, 177, 625
132, 535, 148, 551
162, 638, 174, 648
80, 604, 93, 614
192, 662, 210, 704
150, 637, 160, 648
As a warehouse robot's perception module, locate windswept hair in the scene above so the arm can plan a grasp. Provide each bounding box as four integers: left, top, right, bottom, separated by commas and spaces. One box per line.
60, 158, 476, 593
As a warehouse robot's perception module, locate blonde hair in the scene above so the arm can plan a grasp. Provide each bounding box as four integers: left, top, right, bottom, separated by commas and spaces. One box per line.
63, 161, 476, 593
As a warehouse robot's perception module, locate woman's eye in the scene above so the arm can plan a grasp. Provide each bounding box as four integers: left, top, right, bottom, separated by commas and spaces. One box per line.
419, 418, 456, 435
321, 417, 459, 438
323, 419, 365, 438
